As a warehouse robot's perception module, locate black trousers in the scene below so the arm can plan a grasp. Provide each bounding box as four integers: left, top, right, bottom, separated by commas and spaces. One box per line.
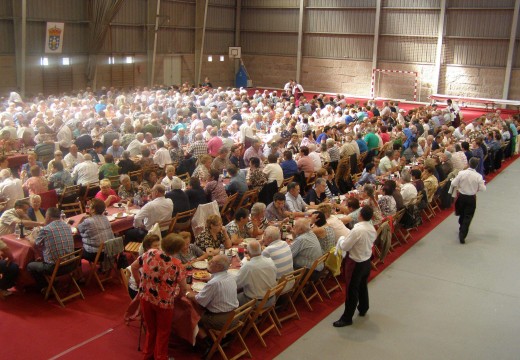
0, 260, 19, 290
341, 257, 371, 321
455, 193, 476, 241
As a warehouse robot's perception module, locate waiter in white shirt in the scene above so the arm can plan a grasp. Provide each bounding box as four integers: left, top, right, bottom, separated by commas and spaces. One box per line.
334, 206, 376, 327
450, 157, 486, 244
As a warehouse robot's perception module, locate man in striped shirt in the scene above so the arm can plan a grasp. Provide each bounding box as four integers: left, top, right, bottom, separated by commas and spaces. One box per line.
262, 226, 294, 280
262, 226, 295, 293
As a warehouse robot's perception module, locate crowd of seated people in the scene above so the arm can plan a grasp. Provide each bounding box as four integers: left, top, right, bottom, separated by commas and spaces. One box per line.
0, 85, 518, 356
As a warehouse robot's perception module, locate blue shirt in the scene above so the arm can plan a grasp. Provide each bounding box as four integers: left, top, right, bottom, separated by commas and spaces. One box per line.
356, 139, 368, 153
316, 133, 328, 145
345, 115, 354, 124
280, 159, 299, 178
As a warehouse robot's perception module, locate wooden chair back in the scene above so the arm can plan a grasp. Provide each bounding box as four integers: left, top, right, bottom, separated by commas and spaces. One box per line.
242, 282, 287, 347
59, 185, 81, 205
220, 192, 238, 222
291, 253, 329, 311
171, 208, 196, 232
82, 181, 100, 206
177, 172, 191, 185
206, 299, 257, 360
44, 249, 85, 307
128, 169, 143, 183
237, 189, 258, 210
59, 201, 84, 216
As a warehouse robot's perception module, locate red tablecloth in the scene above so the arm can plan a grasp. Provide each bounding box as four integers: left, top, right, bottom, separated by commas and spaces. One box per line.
68, 206, 136, 235
0, 234, 40, 287
7, 153, 28, 170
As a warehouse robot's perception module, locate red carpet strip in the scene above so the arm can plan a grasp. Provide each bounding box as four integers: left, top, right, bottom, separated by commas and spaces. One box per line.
1, 155, 517, 360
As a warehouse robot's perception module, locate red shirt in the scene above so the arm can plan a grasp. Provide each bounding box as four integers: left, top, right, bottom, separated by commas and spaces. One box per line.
380, 132, 391, 144
139, 249, 186, 309
95, 189, 120, 205
207, 136, 223, 157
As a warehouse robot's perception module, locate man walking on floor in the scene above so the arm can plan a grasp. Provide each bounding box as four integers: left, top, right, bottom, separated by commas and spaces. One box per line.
334, 205, 377, 327
450, 157, 486, 244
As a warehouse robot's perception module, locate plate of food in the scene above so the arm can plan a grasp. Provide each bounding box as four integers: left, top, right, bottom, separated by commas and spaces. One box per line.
114, 212, 128, 219
193, 270, 211, 281
192, 260, 208, 270
113, 203, 124, 209
228, 269, 240, 276
191, 282, 206, 292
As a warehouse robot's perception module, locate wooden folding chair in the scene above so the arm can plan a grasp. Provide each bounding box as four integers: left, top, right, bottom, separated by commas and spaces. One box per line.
82, 181, 100, 206
44, 249, 85, 307
120, 268, 130, 290
351, 172, 362, 184
317, 264, 343, 299
237, 189, 258, 210
128, 169, 143, 183
393, 208, 411, 245
280, 176, 294, 191
59, 184, 81, 205
274, 268, 306, 325
241, 282, 287, 347
171, 208, 196, 232
177, 172, 191, 185
87, 237, 124, 291
304, 172, 317, 193
291, 253, 329, 311
107, 175, 120, 190
371, 223, 385, 270
124, 241, 141, 255
206, 299, 257, 360
59, 201, 84, 216
220, 193, 238, 223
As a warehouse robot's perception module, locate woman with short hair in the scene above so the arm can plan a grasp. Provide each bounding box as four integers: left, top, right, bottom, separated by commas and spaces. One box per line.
130, 234, 188, 360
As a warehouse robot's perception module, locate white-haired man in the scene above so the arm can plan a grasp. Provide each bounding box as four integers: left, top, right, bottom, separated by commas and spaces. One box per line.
262, 226, 294, 281
235, 239, 277, 306
290, 218, 323, 274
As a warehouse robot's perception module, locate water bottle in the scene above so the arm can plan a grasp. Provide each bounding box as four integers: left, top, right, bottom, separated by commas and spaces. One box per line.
411, 155, 416, 165
60, 210, 67, 222
220, 244, 225, 255
134, 193, 142, 207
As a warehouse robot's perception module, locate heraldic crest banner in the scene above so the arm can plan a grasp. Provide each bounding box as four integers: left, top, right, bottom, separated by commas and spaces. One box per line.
45, 22, 65, 54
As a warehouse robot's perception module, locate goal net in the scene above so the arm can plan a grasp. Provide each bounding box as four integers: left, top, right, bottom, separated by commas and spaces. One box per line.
371, 69, 419, 102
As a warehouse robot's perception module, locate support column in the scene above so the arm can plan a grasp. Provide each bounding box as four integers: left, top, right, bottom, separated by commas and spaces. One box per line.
195, 0, 209, 86
371, 0, 381, 73
296, 0, 304, 83
432, 0, 446, 95
503, 0, 520, 101
146, 0, 158, 86
12, 0, 27, 96
234, 0, 241, 76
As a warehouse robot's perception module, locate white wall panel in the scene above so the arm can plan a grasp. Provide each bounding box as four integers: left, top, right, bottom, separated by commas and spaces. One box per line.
447, 0, 514, 8
381, 9, 438, 36
157, 28, 194, 54
305, 9, 374, 34
242, 32, 298, 55
0, 21, 14, 53
241, 9, 298, 32
444, 39, 509, 67
383, 0, 440, 7
304, 35, 373, 59
307, 0, 375, 7
112, 0, 146, 25
446, 10, 512, 38
162, 1, 196, 28
379, 36, 437, 63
